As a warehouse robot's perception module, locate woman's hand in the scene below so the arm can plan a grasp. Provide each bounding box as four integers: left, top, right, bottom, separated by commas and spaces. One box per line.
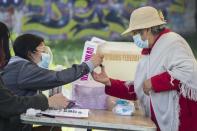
143, 79, 153, 95
91, 66, 111, 86
48, 93, 69, 109
90, 54, 104, 68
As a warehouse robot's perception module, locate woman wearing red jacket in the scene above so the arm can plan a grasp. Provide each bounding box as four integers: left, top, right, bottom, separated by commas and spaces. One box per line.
92, 6, 197, 131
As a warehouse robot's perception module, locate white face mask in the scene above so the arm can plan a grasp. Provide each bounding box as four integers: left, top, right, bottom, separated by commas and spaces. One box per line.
132, 34, 149, 48
37, 53, 51, 69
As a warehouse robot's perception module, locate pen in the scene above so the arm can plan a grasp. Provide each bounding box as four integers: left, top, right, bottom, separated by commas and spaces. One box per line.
42, 113, 55, 118
36, 113, 55, 118
100, 64, 103, 67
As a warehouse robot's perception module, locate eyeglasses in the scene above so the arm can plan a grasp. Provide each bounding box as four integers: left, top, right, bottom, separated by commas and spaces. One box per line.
36, 50, 46, 53
36, 46, 48, 53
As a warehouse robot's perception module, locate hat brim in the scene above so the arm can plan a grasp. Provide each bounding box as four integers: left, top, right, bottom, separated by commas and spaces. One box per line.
121, 28, 132, 36
121, 21, 166, 36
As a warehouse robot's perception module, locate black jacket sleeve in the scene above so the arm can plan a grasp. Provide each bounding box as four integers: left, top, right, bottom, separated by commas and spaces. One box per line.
16, 62, 90, 90
0, 77, 48, 118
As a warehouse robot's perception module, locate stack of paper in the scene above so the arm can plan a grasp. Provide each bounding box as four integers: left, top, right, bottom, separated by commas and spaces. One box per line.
41, 109, 89, 118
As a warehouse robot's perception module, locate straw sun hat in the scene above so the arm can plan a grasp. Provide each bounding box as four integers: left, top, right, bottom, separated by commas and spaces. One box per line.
122, 6, 166, 35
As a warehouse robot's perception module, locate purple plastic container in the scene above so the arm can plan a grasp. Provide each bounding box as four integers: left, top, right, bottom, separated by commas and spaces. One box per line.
72, 81, 108, 109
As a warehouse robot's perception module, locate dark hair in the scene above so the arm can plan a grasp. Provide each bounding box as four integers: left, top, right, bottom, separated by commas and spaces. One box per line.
150, 25, 166, 35
0, 22, 11, 69
13, 34, 44, 60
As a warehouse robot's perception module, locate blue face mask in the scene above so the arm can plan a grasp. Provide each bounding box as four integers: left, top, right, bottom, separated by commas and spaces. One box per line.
37, 53, 51, 69
133, 34, 149, 48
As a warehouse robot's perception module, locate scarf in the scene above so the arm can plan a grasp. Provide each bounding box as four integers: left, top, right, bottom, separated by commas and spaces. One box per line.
134, 32, 197, 131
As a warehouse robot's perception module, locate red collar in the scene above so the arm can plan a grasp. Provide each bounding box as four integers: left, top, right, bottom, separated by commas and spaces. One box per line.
141, 28, 171, 55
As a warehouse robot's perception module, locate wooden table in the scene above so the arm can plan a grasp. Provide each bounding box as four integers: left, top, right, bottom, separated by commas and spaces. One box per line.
21, 109, 156, 131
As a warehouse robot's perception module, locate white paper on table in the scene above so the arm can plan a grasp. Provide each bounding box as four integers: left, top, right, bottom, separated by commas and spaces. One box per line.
26, 108, 41, 116
41, 109, 89, 118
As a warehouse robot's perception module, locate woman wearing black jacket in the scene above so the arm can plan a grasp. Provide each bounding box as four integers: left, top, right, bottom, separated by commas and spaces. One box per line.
0, 22, 72, 131
0, 77, 48, 131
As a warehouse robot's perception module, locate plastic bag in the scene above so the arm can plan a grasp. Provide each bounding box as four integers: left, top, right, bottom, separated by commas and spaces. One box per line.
112, 99, 135, 116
